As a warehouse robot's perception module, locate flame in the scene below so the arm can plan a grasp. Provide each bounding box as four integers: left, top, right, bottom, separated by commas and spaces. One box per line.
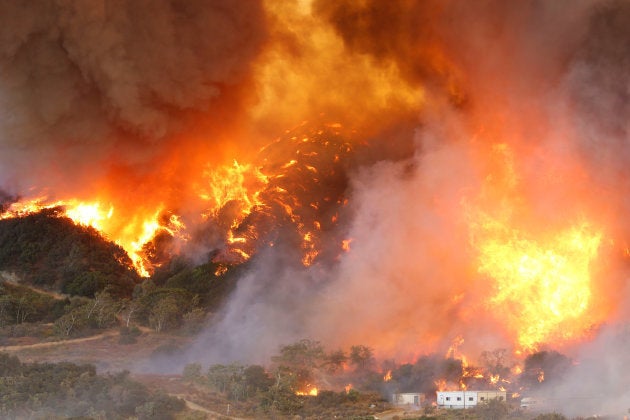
383, 370, 392, 382
199, 160, 268, 220
296, 385, 318, 396
445, 335, 465, 359
64, 202, 113, 230
468, 143, 604, 350
253, 1, 424, 135
537, 370, 545, 383
0, 198, 183, 277
434, 379, 447, 392
345, 384, 353, 394
1, 122, 353, 277
475, 216, 601, 349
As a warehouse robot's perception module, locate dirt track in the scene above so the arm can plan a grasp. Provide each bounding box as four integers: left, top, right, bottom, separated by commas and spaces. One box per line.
1, 272, 68, 300
0, 330, 118, 352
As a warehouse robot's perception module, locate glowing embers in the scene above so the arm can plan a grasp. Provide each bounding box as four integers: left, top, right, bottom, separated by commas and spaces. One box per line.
199, 122, 353, 267
199, 160, 268, 221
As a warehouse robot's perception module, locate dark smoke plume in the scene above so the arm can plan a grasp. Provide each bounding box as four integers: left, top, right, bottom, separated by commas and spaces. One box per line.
0, 0, 267, 193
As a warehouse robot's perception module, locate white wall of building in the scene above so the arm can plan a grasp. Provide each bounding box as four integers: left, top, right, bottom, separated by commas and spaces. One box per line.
436, 390, 506, 409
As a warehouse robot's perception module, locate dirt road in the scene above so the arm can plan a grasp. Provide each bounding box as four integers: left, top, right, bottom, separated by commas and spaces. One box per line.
0, 330, 118, 352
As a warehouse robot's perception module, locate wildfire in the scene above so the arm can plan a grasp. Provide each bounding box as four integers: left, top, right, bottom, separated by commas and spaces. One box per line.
383, 370, 392, 382
0, 197, 180, 276
64, 202, 114, 230
296, 386, 318, 396
199, 160, 268, 222
434, 379, 447, 392
468, 143, 603, 350
445, 335, 465, 359
475, 216, 601, 350
0, 122, 353, 278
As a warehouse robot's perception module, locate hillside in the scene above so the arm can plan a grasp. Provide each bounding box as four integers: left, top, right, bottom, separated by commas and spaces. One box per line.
0, 207, 139, 298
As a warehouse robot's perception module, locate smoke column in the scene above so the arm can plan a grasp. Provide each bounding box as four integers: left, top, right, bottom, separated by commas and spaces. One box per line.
0, 0, 267, 205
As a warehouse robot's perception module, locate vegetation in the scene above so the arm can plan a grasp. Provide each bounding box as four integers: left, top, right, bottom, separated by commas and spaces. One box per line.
0, 353, 184, 419
0, 210, 594, 420
0, 208, 138, 297
0, 281, 66, 327
0, 209, 245, 344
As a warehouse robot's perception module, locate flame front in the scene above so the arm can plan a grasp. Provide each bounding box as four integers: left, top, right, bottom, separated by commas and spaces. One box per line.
467, 143, 604, 350
475, 218, 601, 349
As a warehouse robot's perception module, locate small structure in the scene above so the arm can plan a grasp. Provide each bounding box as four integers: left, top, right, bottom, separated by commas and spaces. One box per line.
392, 392, 425, 407
436, 390, 506, 409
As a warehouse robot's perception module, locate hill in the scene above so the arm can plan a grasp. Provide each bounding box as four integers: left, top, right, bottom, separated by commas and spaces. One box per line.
0, 207, 139, 298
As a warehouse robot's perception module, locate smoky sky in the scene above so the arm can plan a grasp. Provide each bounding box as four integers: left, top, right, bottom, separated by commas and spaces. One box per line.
0, 0, 267, 193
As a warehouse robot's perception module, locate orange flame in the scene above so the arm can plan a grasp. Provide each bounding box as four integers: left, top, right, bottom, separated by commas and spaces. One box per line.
468, 143, 603, 350
296, 385, 318, 396
0, 198, 183, 277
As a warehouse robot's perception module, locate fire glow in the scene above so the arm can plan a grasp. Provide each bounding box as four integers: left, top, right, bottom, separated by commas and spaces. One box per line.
467, 143, 605, 351
1, 0, 629, 376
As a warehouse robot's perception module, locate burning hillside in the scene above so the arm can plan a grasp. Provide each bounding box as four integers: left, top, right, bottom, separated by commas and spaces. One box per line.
2, 2, 630, 413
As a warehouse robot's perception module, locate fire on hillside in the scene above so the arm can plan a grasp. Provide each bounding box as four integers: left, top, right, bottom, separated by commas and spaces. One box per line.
1, 4, 630, 412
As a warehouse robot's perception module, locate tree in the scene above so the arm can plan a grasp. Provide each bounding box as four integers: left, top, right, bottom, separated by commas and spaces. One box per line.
272, 339, 325, 370
480, 348, 510, 378
54, 308, 86, 337
120, 299, 140, 327
149, 296, 180, 332
521, 351, 572, 390
323, 349, 347, 373
183, 363, 202, 382
205, 363, 256, 401
244, 365, 273, 394
349, 345, 374, 371
85, 291, 120, 328
270, 339, 326, 393
13, 296, 34, 324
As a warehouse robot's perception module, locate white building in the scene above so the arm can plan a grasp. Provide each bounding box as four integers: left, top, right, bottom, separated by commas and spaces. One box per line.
436, 390, 506, 409
392, 393, 425, 407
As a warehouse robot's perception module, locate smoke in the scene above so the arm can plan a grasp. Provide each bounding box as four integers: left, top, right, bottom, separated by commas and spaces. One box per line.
0, 0, 267, 195
2, 0, 630, 413
0, 189, 17, 213
183, 1, 630, 412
